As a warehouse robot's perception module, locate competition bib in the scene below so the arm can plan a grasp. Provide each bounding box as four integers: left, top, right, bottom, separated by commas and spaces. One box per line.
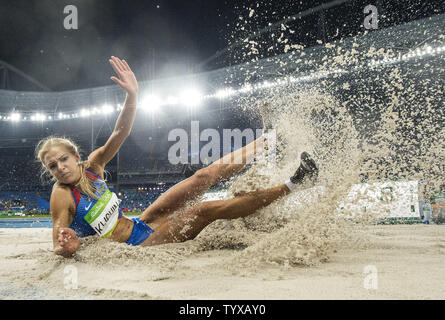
84, 190, 121, 238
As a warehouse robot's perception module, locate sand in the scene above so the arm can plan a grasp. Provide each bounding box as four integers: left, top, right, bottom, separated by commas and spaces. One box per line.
0, 224, 444, 300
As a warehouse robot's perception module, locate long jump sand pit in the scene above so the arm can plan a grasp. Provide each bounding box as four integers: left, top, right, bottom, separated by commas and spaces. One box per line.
0, 224, 443, 300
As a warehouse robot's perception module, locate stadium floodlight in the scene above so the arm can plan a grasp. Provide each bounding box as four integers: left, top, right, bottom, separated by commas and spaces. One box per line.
31, 113, 46, 121
369, 43, 444, 69
257, 80, 276, 89
58, 112, 64, 119
238, 83, 253, 93
215, 88, 236, 99
10, 112, 21, 122
80, 108, 91, 117
179, 89, 203, 107
141, 94, 162, 112
101, 104, 114, 114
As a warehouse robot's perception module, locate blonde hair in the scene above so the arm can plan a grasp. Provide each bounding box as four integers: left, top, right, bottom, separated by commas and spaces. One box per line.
36, 136, 99, 200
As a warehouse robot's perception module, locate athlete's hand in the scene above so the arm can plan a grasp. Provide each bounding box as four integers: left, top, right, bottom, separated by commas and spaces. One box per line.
58, 227, 80, 254
109, 56, 139, 96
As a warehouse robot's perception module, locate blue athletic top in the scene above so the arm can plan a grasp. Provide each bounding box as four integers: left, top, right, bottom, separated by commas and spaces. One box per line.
65, 169, 154, 246
68, 170, 117, 238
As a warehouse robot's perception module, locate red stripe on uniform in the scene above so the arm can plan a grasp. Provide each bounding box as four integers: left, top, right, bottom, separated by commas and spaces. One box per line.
85, 170, 101, 181
70, 186, 81, 207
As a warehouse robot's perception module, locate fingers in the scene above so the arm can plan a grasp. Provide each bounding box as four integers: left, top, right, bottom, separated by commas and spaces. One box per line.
109, 56, 132, 86
110, 76, 124, 87
109, 56, 137, 93
111, 56, 123, 70
58, 228, 74, 246
115, 57, 126, 71
110, 56, 127, 72
109, 58, 122, 76
121, 59, 131, 71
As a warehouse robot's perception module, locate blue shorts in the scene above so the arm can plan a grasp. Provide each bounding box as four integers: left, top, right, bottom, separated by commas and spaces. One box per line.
126, 217, 155, 246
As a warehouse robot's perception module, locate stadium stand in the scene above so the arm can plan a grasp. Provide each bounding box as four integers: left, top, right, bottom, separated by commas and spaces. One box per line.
0, 148, 199, 215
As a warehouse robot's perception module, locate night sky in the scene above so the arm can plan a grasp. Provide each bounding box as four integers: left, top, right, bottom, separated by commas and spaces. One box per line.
1, 0, 443, 92
1, 0, 231, 91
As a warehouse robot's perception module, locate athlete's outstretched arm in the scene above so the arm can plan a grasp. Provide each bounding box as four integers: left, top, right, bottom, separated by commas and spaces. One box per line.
89, 56, 139, 168
50, 186, 80, 257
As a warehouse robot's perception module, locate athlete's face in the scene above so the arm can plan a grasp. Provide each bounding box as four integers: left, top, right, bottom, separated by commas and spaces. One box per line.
44, 145, 81, 185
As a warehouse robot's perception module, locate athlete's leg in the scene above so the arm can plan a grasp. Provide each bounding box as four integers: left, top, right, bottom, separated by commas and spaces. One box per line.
141, 184, 290, 245
140, 136, 267, 223
141, 151, 319, 245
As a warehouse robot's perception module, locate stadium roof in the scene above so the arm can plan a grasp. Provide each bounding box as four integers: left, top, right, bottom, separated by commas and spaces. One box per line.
0, 13, 443, 122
